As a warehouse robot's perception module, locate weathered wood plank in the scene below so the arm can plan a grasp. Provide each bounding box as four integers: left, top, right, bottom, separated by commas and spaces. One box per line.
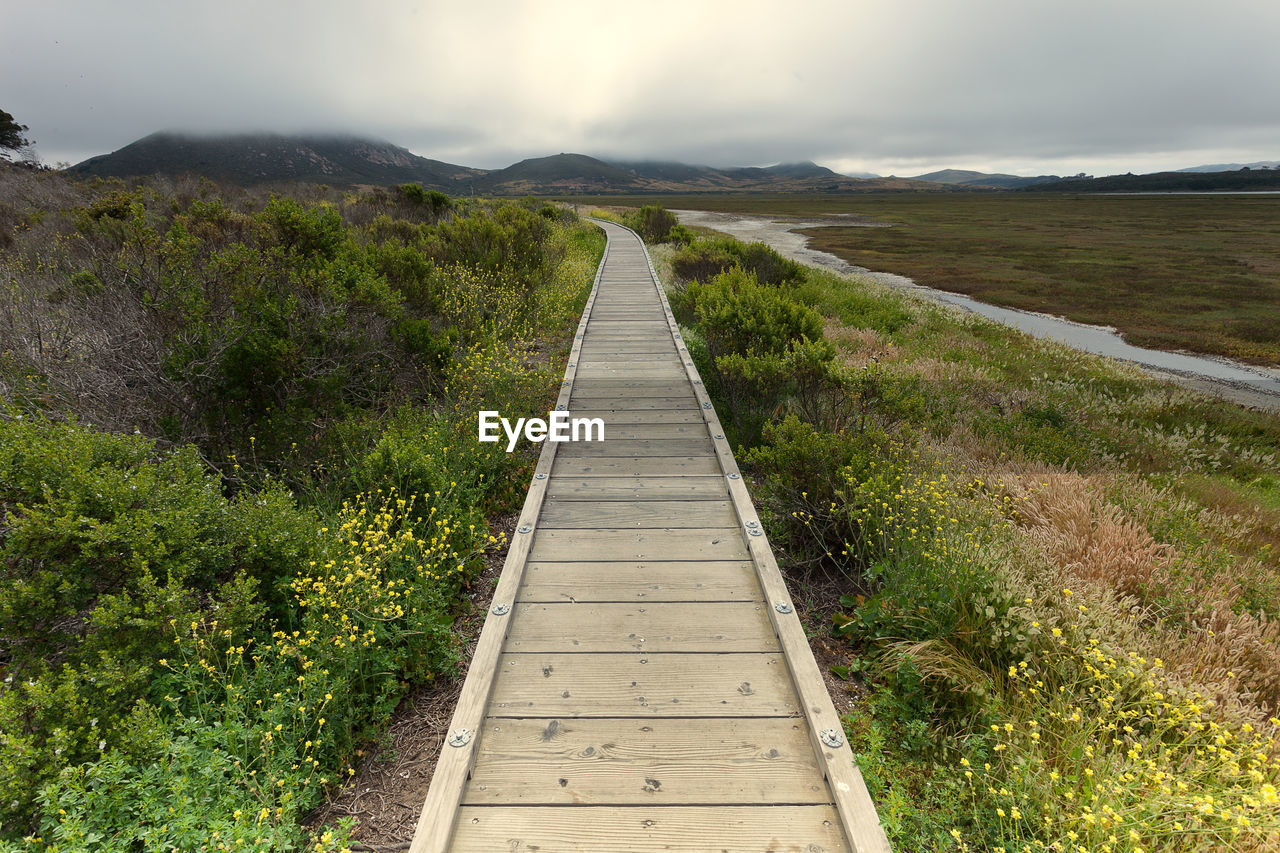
575, 359, 684, 369
529, 527, 749, 561
566, 409, 707, 425
569, 424, 710, 441
567, 395, 700, 410
552, 456, 722, 477
578, 341, 677, 353
574, 365, 687, 376
464, 718, 826, 805
539, 499, 737, 528
571, 380, 693, 395
557, 438, 714, 458
518, 560, 761, 602
587, 321, 671, 331
452, 805, 849, 853
545, 475, 727, 500
506, 601, 778, 653
488, 652, 799, 717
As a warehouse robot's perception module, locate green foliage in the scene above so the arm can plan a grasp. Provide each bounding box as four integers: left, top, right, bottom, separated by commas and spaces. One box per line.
0, 109, 31, 158
0, 174, 606, 844
672, 267, 838, 443
397, 184, 453, 221
424, 201, 551, 286
671, 236, 804, 287
646, 207, 1280, 850
746, 415, 881, 572
625, 205, 679, 243
35, 722, 353, 851
843, 699, 983, 850
0, 411, 318, 830
352, 406, 524, 518
794, 276, 913, 333
260, 196, 344, 260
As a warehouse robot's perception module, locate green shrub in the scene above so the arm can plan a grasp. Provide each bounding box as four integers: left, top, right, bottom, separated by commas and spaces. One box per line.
0, 412, 318, 830
261, 197, 344, 260
629, 205, 679, 243
671, 236, 804, 286
745, 415, 883, 571
424, 201, 551, 287
673, 267, 838, 443
35, 720, 353, 852
353, 407, 518, 519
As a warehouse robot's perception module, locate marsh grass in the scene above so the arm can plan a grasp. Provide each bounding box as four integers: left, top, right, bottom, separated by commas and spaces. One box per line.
648, 207, 1280, 850
576, 192, 1280, 364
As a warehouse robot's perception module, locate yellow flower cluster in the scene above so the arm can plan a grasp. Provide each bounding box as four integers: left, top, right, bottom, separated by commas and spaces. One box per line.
436, 263, 534, 343
161, 491, 495, 841
292, 491, 464, 636
955, 596, 1280, 851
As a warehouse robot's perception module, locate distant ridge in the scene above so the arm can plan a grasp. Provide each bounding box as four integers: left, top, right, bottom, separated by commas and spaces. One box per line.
911, 168, 1061, 189
1177, 160, 1280, 173
70, 132, 938, 194
71, 132, 482, 187
1028, 169, 1280, 193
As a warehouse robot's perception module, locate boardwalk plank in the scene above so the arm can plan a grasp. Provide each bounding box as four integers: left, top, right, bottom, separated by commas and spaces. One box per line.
569, 424, 710, 441
545, 475, 727, 500
452, 805, 849, 853
567, 395, 700, 410
557, 438, 714, 458
552, 456, 723, 477
518, 560, 761, 602
539, 499, 737, 528
463, 718, 826, 805
488, 652, 798, 717
529, 527, 749, 561
566, 409, 707, 424
506, 602, 778, 653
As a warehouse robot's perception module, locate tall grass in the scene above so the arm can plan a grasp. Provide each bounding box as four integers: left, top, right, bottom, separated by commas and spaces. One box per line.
652, 207, 1280, 851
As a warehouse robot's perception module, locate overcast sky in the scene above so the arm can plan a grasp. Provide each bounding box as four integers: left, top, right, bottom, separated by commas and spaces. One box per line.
4, 0, 1278, 177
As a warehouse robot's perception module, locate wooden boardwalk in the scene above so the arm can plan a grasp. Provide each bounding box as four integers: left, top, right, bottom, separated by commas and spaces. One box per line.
410, 220, 890, 852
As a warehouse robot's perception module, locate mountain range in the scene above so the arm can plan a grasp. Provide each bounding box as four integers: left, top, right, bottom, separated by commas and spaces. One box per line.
68, 132, 1276, 194
69, 132, 939, 193
907, 168, 1062, 189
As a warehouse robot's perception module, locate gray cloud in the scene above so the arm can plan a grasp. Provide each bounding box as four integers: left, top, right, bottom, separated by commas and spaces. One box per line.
4, 0, 1278, 175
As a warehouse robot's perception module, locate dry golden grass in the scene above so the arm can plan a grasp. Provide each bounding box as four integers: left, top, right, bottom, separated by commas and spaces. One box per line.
995, 467, 1280, 720
1012, 472, 1176, 603
822, 320, 896, 369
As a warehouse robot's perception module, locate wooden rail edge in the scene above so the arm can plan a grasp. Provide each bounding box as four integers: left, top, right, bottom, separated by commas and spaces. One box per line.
407, 228, 611, 853
620, 220, 893, 853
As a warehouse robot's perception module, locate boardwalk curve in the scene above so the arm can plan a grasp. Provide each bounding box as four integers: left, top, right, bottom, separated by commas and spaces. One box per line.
410, 220, 890, 852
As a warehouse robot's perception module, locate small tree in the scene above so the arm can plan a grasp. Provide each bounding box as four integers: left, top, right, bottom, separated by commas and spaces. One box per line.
0, 108, 33, 160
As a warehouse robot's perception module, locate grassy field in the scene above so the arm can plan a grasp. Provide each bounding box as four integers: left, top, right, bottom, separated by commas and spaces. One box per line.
575, 193, 1280, 365
632, 211, 1280, 850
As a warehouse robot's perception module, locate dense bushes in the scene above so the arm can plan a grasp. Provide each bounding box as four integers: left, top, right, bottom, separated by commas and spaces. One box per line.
0, 412, 318, 832
0, 171, 604, 847
619, 204, 692, 245
671, 235, 804, 287
672, 266, 845, 445
0, 178, 589, 493
657, 222, 1280, 850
